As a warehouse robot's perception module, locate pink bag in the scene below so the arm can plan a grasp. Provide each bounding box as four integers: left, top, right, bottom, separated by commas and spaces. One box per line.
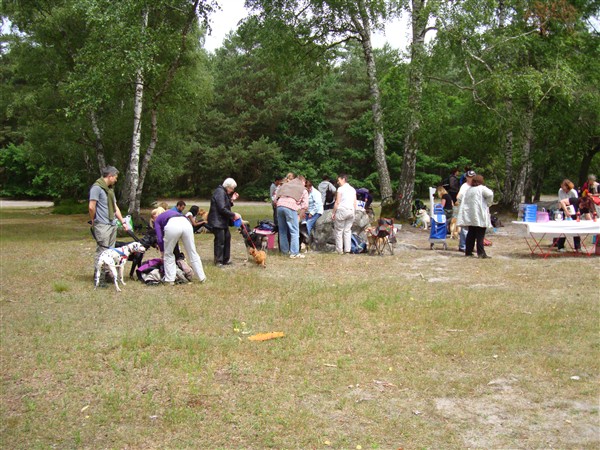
536, 208, 549, 222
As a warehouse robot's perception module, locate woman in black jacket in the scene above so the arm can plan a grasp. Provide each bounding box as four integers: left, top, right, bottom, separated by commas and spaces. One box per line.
208, 178, 240, 266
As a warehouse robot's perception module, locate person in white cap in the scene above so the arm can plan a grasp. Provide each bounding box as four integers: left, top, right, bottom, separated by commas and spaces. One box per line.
455, 170, 476, 252
456, 174, 494, 258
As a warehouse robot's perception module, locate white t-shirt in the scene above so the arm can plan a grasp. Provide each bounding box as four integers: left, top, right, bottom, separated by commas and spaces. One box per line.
558, 188, 578, 201
337, 183, 356, 210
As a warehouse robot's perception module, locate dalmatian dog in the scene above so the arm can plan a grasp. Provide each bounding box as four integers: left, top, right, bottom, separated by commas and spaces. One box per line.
94, 242, 146, 292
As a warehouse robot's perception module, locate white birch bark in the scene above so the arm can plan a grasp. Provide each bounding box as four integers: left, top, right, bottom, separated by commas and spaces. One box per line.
510, 105, 534, 210
353, 0, 392, 200
134, 108, 158, 216
397, 0, 427, 219
124, 7, 148, 214
90, 110, 106, 173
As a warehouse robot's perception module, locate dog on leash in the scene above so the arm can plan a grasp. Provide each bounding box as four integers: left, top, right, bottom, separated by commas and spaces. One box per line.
115, 230, 158, 278
239, 225, 268, 253
248, 247, 267, 268
414, 209, 431, 230
95, 242, 146, 292
448, 217, 461, 239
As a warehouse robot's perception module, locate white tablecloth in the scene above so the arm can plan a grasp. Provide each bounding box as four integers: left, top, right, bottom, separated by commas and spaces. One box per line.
512, 221, 600, 237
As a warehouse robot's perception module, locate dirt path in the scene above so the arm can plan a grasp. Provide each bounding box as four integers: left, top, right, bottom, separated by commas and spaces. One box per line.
0, 199, 54, 208
0, 199, 272, 209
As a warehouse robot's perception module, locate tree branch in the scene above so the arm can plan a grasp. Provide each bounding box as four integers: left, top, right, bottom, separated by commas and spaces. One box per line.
464, 60, 503, 116
464, 47, 493, 73
428, 76, 475, 91
484, 28, 539, 53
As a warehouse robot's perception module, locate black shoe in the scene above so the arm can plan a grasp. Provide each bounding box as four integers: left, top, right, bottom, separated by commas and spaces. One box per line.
465, 253, 475, 257
223, 261, 233, 265
479, 254, 492, 259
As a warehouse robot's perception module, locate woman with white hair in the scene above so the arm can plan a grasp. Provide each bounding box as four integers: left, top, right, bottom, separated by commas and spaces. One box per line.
208, 178, 241, 266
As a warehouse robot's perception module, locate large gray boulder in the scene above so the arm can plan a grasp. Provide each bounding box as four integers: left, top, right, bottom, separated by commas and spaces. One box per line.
311, 209, 371, 252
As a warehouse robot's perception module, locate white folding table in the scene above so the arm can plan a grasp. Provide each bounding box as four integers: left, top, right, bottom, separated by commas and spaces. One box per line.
512, 221, 600, 257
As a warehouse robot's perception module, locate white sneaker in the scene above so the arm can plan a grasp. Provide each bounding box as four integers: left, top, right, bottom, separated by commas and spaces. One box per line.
557, 248, 566, 253
290, 254, 305, 259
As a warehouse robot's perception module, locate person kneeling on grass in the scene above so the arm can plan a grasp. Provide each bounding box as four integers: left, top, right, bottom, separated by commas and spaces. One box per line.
186, 205, 209, 233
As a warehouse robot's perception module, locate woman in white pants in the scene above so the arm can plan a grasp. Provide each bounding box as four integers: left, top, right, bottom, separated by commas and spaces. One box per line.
332, 173, 357, 254
152, 208, 206, 284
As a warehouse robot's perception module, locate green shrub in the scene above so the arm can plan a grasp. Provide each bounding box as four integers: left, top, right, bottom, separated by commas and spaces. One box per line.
53, 199, 88, 215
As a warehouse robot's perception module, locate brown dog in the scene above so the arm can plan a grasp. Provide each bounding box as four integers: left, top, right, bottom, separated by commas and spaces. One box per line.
248, 247, 267, 268
449, 217, 461, 239
197, 209, 208, 222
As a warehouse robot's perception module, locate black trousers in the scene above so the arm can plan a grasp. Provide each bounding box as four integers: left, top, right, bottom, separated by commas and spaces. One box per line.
465, 226, 487, 256
557, 236, 580, 250
213, 227, 231, 264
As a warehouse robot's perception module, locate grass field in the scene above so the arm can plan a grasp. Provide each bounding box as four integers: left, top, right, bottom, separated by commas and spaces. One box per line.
1, 204, 599, 449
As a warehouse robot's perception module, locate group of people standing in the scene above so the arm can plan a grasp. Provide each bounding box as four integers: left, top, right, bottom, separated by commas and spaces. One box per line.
270, 172, 358, 256
89, 167, 362, 287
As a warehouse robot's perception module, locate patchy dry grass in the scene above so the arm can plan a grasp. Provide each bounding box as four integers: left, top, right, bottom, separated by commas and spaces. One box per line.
1, 205, 599, 449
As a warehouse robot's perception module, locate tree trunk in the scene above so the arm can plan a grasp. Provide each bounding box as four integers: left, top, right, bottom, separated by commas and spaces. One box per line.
502, 128, 513, 205
533, 164, 544, 202
123, 2, 199, 216
123, 8, 148, 213
396, 0, 427, 219
510, 105, 534, 211
133, 108, 158, 218
353, 0, 392, 200
578, 138, 600, 187
90, 110, 106, 174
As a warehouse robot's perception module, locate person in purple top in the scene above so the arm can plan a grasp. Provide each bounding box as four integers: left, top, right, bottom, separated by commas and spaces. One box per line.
151, 207, 206, 285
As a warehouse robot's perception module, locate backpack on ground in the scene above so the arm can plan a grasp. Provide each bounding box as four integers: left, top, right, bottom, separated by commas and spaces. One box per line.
142, 269, 162, 285
136, 258, 164, 284
350, 233, 367, 254
257, 219, 276, 231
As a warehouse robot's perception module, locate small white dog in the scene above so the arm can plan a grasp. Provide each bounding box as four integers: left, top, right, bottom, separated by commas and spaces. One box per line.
95, 242, 146, 292
414, 209, 431, 230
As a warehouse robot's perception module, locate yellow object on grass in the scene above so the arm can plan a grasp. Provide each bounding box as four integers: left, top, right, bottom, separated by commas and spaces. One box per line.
247, 332, 285, 341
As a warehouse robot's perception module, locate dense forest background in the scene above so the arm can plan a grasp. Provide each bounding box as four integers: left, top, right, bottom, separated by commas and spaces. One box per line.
1, 0, 598, 218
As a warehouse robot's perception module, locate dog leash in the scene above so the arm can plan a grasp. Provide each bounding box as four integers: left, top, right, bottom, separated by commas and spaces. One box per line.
239, 221, 258, 250
89, 222, 140, 254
